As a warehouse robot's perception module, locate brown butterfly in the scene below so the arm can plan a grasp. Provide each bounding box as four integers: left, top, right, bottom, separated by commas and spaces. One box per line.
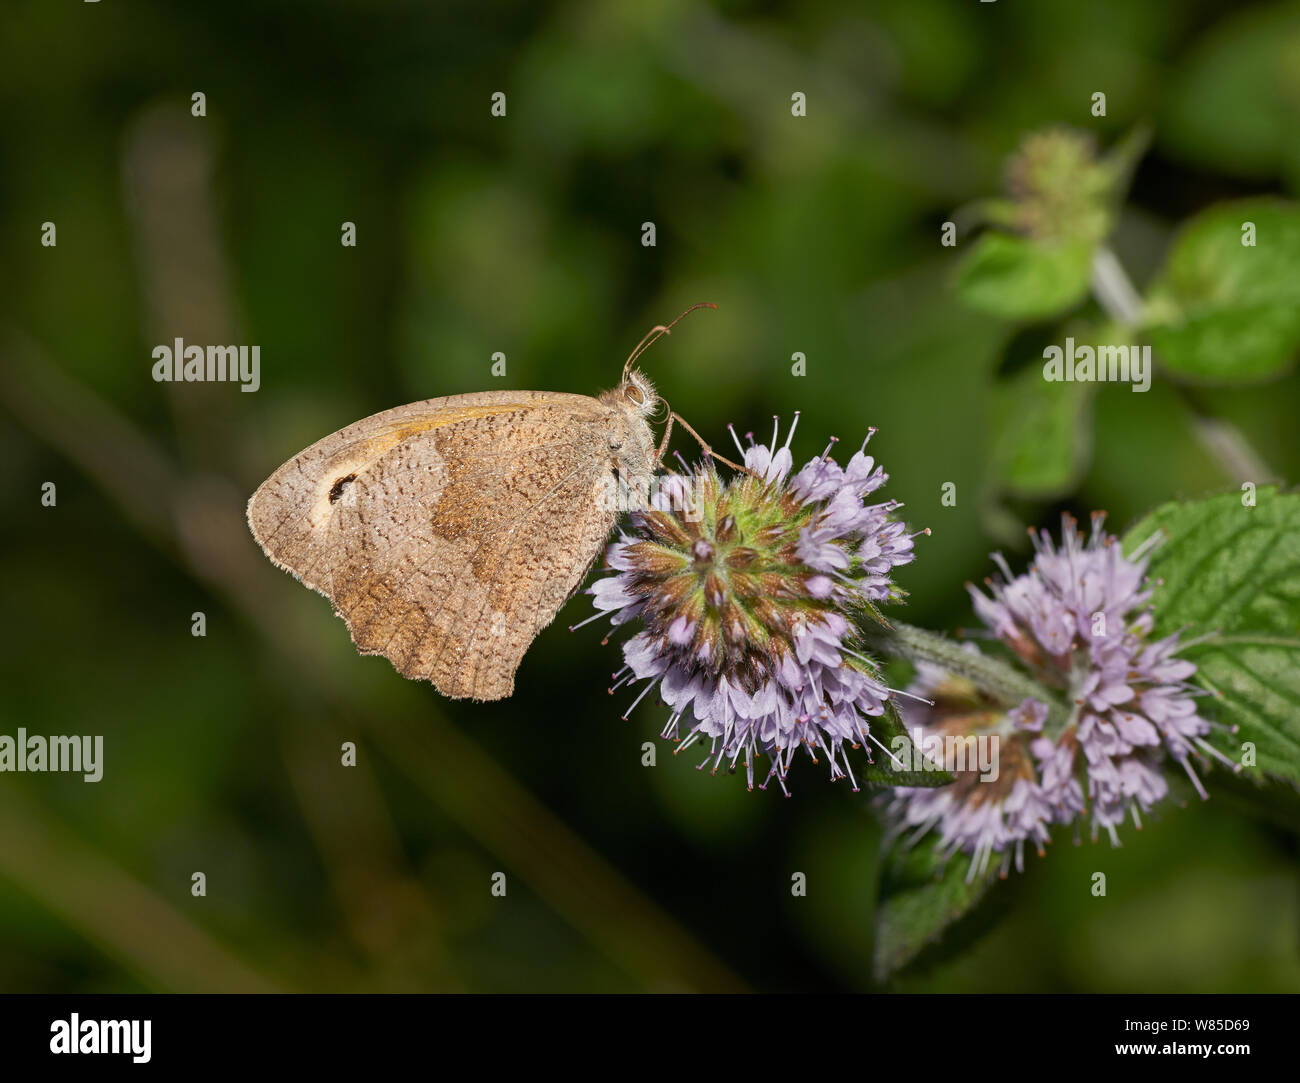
246, 304, 739, 701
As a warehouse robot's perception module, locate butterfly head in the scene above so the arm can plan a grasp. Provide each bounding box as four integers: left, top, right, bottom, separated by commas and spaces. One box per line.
611, 304, 753, 476
619, 368, 662, 419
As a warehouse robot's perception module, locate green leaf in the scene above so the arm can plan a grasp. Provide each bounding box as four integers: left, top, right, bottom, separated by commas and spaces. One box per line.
991, 362, 1093, 497
1143, 199, 1300, 382
1123, 487, 1300, 783
1161, 5, 1300, 180
1097, 124, 1152, 195
1165, 638, 1300, 784
858, 700, 954, 788
873, 839, 1005, 982
955, 233, 1093, 320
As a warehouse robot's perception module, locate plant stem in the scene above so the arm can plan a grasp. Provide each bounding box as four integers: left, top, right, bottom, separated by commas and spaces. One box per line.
1091, 245, 1275, 485
1090, 245, 1145, 325
860, 619, 1072, 730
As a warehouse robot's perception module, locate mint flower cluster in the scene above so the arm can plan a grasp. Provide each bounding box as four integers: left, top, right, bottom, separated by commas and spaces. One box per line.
590, 420, 923, 794
887, 513, 1236, 879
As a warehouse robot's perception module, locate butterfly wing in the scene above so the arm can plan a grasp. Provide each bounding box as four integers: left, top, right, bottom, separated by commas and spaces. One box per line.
247, 390, 620, 700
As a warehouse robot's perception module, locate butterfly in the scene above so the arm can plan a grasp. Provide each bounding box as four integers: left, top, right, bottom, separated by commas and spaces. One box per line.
246, 304, 739, 701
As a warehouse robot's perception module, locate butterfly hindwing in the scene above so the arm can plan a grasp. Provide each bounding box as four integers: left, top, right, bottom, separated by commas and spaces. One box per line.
247, 390, 623, 700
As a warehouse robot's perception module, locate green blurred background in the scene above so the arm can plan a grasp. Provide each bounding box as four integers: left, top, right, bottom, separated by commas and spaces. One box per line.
2, 0, 1298, 992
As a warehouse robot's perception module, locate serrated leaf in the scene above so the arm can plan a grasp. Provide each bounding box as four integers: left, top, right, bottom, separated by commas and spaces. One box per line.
955, 233, 1093, 321
1182, 639, 1300, 782
991, 362, 1093, 497
1123, 487, 1300, 782
873, 840, 1004, 981
1143, 199, 1300, 382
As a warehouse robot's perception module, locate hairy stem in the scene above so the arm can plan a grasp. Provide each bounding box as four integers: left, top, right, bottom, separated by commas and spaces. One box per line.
861, 619, 1072, 731
1090, 245, 1145, 326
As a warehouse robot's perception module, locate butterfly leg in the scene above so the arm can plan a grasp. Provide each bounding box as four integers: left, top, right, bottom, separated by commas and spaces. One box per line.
655, 413, 674, 465
671, 411, 753, 475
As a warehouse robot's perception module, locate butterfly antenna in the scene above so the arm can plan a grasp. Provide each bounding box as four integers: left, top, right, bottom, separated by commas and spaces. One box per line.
622, 301, 718, 380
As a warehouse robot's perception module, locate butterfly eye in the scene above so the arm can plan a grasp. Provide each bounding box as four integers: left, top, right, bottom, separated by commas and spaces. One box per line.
625, 384, 645, 406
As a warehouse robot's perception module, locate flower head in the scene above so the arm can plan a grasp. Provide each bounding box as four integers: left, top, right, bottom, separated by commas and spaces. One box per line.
887, 660, 1080, 881
588, 416, 925, 794
887, 512, 1236, 876
1000, 128, 1116, 243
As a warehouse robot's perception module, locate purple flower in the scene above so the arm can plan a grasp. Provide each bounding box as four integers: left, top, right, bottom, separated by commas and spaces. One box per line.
886, 659, 1071, 881
587, 416, 925, 794
888, 512, 1237, 876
